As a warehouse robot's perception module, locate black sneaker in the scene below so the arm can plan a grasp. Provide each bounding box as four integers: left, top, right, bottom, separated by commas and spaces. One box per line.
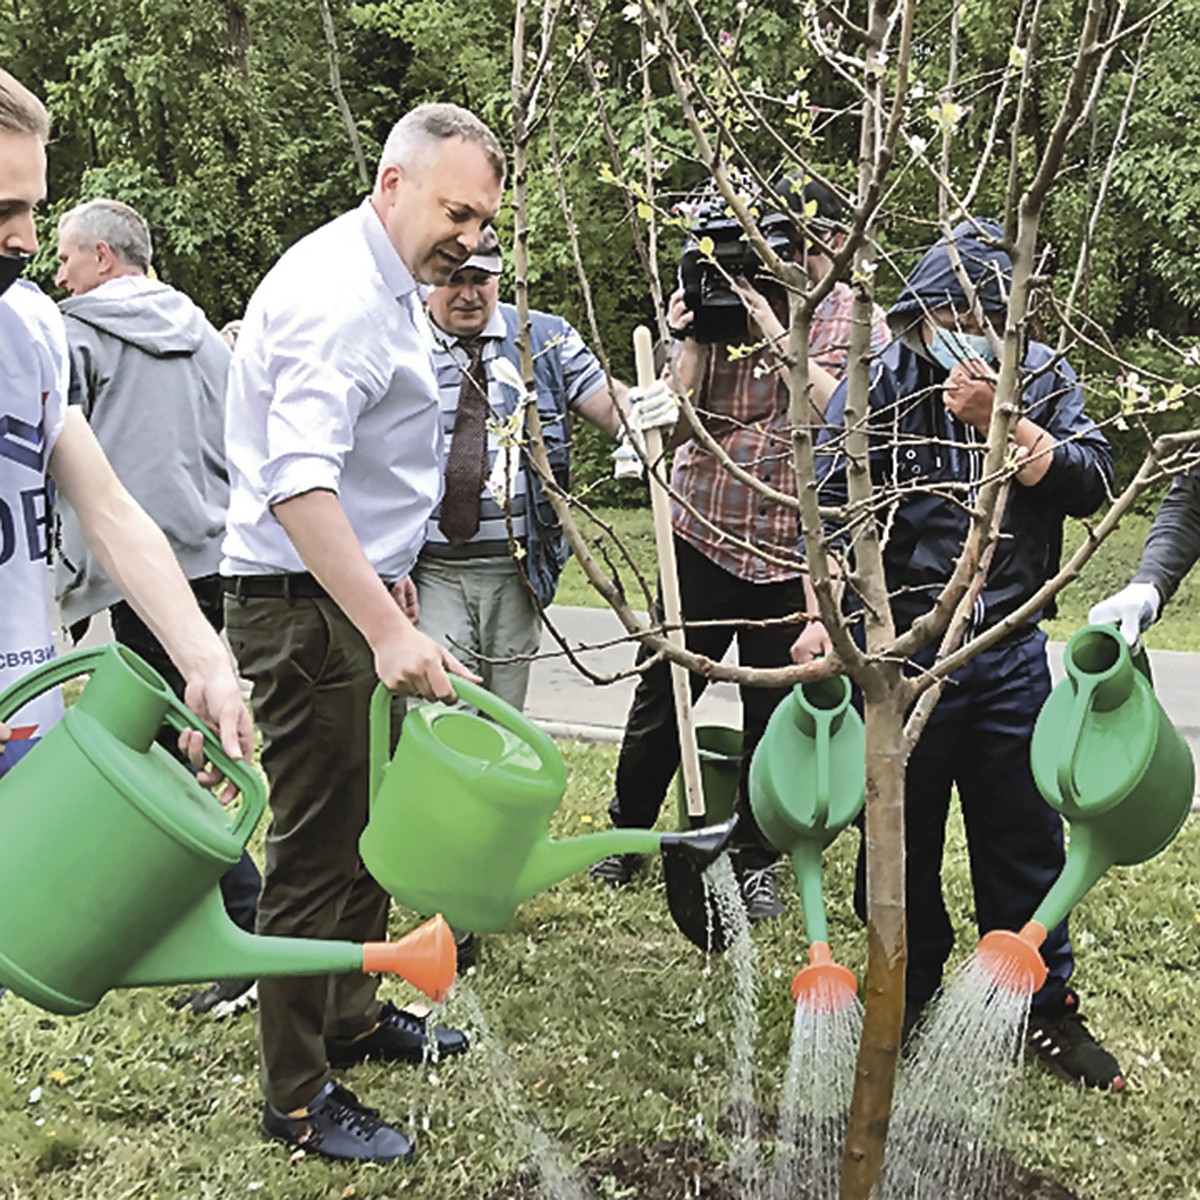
171, 979, 258, 1018
326, 1001, 469, 1067
739, 865, 784, 922
589, 852, 644, 887
262, 1080, 412, 1161
1028, 987, 1125, 1091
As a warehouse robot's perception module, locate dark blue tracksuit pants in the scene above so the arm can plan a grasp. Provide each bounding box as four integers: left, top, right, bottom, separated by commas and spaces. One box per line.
854, 629, 1073, 1012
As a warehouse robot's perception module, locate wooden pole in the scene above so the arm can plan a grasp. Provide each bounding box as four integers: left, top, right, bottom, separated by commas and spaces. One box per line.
633, 325, 706, 819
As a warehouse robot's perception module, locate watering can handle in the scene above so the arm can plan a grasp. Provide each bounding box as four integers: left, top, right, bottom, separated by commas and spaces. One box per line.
0, 645, 266, 844
0, 646, 109, 723
160, 697, 267, 843
1055, 678, 1095, 818
449, 677, 563, 769
813, 712, 830, 829
368, 676, 563, 806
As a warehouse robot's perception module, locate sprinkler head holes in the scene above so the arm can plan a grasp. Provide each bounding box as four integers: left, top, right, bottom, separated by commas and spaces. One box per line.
791, 942, 858, 1013
975, 922, 1049, 996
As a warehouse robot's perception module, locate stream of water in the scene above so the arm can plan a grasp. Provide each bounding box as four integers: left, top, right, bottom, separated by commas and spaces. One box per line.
453, 875, 1027, 1200
883, 953, 1032, 1198
457, 983, 597, 1200
769, 986, 863, 1200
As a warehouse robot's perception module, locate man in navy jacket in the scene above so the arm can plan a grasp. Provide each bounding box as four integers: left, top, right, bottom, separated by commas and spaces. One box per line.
793, 219, 1123, 1090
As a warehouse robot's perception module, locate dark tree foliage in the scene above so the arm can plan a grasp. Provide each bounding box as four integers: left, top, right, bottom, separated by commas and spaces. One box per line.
3, 0, 1196, 492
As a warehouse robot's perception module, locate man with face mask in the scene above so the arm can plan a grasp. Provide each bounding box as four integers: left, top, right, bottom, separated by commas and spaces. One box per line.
791, 218, 1122, 1090
222, 102, 504, 1162
0, 73, 253, 843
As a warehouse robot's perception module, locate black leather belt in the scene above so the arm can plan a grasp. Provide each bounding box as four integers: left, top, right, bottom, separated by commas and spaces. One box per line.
223, 573, 328, 601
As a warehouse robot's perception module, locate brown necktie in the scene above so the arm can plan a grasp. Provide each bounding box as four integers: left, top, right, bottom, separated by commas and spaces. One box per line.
438, 340, 490, 546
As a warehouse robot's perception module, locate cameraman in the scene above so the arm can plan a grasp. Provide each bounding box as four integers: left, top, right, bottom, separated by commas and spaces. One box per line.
591, 180, 889, 918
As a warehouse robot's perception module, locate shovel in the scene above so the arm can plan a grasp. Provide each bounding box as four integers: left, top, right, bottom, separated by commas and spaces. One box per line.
628, 324, 735, 952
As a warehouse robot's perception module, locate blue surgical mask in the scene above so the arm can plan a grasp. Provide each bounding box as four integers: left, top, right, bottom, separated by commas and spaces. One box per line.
926, 325, 997, 372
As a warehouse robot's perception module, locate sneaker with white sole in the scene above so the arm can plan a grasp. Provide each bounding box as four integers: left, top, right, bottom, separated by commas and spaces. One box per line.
739, 864, 785, 922
589, 852, 644, 887
171, 979, 258, 1019
1028, 987, 1125, 1091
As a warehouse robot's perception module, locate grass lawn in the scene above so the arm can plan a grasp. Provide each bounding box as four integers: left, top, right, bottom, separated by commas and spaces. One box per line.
2, 504, 1197, 1198
556, 506, 1200, 653
1, 735, 1198, 1198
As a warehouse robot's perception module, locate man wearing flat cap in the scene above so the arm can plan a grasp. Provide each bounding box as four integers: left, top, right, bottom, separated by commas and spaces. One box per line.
417, 229, 636, 713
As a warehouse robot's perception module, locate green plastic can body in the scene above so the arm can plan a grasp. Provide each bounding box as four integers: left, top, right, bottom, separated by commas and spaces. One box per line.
361, 706, 565, 933
674, 726, 741, 828
1031, 626, 1195, 867
0, 712, 238, 1014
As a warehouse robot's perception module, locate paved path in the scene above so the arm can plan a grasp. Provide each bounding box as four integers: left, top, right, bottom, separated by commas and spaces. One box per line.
524, 606, 1200, 803
63, 602, 1200, 797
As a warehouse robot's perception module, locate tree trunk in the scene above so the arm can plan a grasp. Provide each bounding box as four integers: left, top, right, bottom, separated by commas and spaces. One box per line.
841, 682, 908, 1199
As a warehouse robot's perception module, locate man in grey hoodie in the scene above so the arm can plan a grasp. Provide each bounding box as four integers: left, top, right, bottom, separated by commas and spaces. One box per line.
53, 198, 261, 1015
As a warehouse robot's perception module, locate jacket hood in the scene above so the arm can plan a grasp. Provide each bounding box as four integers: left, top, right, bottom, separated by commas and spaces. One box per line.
59, 277, 210, 357
887, 218, 1012, 336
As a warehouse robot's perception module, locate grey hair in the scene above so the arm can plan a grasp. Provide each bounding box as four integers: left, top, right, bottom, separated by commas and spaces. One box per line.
377, 103, 505, 185
59, 199, 153, 272
0, 69, 50, 142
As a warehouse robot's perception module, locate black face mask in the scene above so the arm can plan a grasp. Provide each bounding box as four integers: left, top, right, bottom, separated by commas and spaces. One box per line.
0, 251, 33, 298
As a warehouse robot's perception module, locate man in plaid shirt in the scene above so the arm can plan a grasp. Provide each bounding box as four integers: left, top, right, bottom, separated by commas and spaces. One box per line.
592, 180, 889, 917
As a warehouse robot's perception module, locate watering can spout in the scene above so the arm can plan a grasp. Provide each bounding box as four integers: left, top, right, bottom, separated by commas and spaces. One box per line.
791, 941, 857, 1013
513, 819, 738, 905
116, 891, 457, 1003
976, 922, 1049, 996
514, 827, 664, 903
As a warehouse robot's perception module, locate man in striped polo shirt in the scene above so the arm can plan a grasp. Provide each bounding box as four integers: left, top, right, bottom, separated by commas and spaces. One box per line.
418, 229, 640, 711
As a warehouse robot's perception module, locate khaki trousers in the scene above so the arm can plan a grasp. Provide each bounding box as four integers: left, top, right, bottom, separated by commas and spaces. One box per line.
224, 591, 402, 1110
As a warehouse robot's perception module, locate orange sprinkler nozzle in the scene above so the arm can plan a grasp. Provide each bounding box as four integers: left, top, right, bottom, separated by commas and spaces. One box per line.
362, 914, 457, 1003
791, 941, 858, 1013
976, 921, 1049, 996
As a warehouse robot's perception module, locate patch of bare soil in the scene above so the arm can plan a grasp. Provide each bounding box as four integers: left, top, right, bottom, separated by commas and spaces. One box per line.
474, 1136, 1089, 1200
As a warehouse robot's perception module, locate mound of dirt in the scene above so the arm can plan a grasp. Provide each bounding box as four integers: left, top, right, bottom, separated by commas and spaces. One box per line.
474, 1136, 1088, 1199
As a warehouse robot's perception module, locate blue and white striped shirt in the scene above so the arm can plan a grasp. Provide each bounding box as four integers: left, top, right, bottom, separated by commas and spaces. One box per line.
423, 304, 605, 556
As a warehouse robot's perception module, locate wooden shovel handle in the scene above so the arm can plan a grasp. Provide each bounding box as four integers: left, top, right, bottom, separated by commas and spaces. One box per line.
634, 326, 705, 819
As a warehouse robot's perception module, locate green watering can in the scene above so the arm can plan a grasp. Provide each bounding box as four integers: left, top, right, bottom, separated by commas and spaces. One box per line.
749, 675, 865, 1010
360, 677, 736, 946
979, 624, 1196, 995
0, 645, 456, 1016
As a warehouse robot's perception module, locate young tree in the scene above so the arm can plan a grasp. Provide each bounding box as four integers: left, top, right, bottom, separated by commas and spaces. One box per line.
504, 0, 1199, 1195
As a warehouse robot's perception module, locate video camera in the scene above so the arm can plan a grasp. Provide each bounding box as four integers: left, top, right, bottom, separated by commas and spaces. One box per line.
676, 176, 845, 344
677, 193, 796, 344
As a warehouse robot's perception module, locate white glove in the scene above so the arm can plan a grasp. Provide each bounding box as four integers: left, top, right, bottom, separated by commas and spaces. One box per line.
627, 380, 680, 433
612, 433, 644, 480
1088, 581, 1161, 646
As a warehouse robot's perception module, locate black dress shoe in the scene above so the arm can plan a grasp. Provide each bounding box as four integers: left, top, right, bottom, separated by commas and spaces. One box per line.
326, 1001, 470, 1067
453, 927, 478, 971
261, 1080, 413, 1161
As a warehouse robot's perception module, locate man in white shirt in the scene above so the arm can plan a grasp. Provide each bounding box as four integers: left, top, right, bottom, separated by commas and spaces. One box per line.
222, 102, 504, 1163
0, 71, 251, 783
